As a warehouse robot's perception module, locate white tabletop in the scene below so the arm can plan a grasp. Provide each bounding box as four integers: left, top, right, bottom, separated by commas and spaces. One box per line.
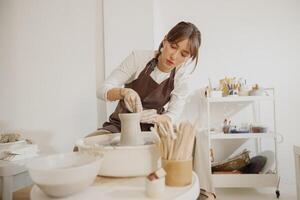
31, 172, 199, 200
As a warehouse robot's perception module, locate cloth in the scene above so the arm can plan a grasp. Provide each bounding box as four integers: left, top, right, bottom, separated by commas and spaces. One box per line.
85, 129, 112, 138
194, 130, 215, 194
0, 144, 39, 161
179, 89, 215, 194
97, 50, 193, 123
101, 57, 176, 133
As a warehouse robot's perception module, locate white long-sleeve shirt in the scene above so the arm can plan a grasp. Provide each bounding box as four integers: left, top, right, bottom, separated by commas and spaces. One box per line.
97, 50, 193, 123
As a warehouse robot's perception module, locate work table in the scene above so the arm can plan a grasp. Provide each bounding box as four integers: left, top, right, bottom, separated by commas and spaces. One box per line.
31, 172, 199, 200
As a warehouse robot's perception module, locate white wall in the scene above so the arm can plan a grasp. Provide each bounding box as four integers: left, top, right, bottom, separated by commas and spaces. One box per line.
103, 0, 154, 119
153, 0, 300, 185
0, 0, 103, 153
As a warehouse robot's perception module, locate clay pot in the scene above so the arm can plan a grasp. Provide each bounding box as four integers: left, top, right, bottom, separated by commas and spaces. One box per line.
119, 113, 143, 146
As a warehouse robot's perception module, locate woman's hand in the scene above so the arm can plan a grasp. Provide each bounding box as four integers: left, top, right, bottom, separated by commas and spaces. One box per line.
142, 113, 176, 139
120, 88, 142, 113
154, 114, 171, 125
155, 115, 176, 139
140, 111, 170, 125
140, 109, 158, 123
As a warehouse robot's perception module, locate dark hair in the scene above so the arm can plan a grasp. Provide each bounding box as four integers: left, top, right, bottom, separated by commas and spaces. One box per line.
155, 21, 201, 71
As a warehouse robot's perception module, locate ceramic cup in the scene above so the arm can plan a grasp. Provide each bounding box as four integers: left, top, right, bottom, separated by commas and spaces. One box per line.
145, 177, 165, 198
162, 159, 193, 186
238, 85, 250, 96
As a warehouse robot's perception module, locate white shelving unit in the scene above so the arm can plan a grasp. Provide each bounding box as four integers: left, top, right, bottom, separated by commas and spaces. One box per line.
205, 88, 281, 198
210, 132, 277, 140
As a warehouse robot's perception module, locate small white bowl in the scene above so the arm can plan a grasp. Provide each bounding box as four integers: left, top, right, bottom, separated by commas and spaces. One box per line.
26, 152, 103, 198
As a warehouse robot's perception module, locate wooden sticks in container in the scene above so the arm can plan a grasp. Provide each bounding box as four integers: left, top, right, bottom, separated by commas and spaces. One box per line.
151, 121, 196, 161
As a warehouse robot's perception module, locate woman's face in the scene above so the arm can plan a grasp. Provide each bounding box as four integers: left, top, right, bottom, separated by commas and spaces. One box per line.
158, 38, 191, 72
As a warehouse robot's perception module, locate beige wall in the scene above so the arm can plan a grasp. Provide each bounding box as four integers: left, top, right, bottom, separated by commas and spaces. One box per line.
103, 0, 154, 117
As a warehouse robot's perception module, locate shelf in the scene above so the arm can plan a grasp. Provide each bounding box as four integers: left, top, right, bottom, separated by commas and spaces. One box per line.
205, 96, 274, 103
210, 133, 276, 139
205, 88, 279, 189
212, 174, 278, 188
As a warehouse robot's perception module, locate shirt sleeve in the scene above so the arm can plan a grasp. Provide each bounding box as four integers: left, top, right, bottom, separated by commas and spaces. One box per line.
164, 67, 192, 124
97, 51, 138, 101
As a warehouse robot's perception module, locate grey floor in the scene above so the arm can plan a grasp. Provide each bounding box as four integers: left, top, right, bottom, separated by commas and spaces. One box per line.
13, 183, 298, 200
213, 183, 297, 200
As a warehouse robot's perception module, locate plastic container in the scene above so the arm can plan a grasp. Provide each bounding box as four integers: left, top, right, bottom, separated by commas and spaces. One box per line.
145, 177, 165, 198
210, 90, 223, 98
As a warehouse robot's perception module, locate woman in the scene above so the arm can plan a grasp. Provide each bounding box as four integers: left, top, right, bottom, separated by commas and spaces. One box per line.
88, 21, 215, 199
91, 21, 201, 136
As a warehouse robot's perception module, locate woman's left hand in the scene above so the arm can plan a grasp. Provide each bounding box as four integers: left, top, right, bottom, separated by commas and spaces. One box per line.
153, 114, 171, 125
140, 112, 175, 138
154, 115, 176, 139
140, 111, 170, 125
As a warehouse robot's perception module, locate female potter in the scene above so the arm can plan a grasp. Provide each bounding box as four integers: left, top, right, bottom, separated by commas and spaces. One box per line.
94, 21, 201, 134
87, 21, 215, 199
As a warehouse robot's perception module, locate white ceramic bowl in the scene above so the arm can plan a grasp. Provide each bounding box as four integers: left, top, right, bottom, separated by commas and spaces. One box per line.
76, 131, 161, 177
26, 152, 103, 198
258, 150, 275, 173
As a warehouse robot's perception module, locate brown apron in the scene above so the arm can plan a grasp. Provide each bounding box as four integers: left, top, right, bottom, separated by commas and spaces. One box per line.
101, 58, 176, 133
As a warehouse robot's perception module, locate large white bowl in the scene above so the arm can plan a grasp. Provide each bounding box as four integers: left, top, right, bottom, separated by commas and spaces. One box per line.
76, 131, 161, 177
26, 152, 103, 198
